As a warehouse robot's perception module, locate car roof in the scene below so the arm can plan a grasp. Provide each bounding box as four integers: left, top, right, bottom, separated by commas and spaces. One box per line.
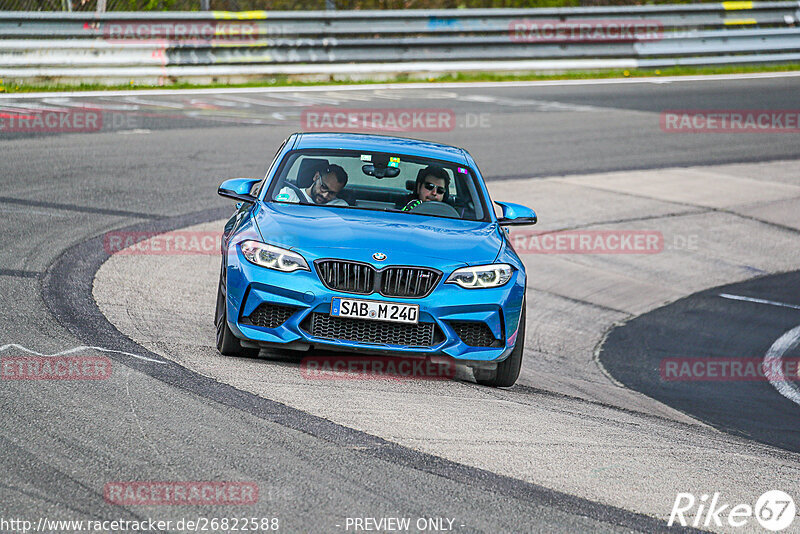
293, 132, 469, 165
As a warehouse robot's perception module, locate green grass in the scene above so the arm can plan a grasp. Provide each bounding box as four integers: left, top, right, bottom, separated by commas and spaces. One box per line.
1, 63, 799, 94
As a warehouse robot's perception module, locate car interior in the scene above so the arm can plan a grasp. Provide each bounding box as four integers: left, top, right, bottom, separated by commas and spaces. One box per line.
273, 153, 482, 221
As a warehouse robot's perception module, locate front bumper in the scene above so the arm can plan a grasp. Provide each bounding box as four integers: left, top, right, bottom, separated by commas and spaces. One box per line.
225, 249, 525, 363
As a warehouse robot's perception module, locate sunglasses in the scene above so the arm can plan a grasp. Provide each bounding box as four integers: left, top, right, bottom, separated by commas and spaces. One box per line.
423, 182, 446, 195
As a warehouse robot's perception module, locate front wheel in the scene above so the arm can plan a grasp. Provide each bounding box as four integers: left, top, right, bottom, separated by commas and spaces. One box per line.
215, 268, 258, 357
475, 302, 525, 387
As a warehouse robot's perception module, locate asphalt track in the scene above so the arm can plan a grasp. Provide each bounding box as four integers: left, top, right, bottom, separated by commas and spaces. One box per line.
2, 74, 800, 533
601, 271, 800, 453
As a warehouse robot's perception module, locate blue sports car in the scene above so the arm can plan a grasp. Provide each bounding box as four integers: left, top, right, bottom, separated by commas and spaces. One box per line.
215, 133, 537, 387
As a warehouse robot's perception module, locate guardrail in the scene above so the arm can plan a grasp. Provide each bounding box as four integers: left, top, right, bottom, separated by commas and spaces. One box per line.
1, 2, 799, 85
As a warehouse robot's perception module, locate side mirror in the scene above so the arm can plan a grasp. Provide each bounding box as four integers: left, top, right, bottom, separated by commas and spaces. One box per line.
218, 178, 260, 203
495, 201, 537, 226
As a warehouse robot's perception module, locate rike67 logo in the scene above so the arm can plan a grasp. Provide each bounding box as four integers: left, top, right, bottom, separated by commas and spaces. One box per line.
669, 491, 796, 531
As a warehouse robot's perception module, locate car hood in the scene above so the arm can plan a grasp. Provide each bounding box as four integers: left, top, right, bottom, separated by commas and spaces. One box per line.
255, 203, 502, 268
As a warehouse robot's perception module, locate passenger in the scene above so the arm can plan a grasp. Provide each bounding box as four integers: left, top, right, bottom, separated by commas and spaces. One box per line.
277, 164, 348, 206
400, 165, 450, 212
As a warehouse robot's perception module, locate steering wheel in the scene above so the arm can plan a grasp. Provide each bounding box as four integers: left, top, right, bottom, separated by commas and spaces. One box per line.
409, 200, 461, 218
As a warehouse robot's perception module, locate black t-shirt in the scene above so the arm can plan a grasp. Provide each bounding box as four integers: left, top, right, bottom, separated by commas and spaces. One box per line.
396, 193, 418, 210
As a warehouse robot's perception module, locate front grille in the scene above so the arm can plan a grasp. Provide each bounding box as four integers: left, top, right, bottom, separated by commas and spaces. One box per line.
317, 260, 375, 294
449, 321, 500, 347
380, 267, 440, 298
304, 313, 437, 347
315, 260, 440, 298
244, 303, 297, 329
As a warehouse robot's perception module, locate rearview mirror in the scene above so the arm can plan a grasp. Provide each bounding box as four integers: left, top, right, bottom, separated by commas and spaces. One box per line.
218, 178, 260, 203
362, 164, 401, 179
495, 201, 537, 226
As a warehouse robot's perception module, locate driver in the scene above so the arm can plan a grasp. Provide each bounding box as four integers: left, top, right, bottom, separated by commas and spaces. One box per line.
276, 164, 348, 206
400, 165, 450, 212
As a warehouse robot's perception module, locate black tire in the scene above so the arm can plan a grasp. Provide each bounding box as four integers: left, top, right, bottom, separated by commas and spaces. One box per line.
215, 267, 258, 357
475, 302, 526, 387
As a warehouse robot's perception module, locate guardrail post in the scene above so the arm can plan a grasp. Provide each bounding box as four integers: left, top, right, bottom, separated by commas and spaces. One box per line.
201, 0, 210, 10
97, 0, 106, 13
326, 0, 336, 10
61, 0, 72, 11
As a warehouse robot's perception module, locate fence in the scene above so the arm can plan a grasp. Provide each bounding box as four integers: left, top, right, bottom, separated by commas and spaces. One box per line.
0, 2, 798, 85
0, 0, 738, 12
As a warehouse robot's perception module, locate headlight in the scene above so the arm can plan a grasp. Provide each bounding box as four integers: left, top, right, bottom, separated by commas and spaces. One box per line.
445, 264, 513, 289
240, 240, 309, 272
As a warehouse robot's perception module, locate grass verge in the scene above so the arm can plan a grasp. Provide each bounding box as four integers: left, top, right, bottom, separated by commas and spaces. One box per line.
1, 63, 799, 94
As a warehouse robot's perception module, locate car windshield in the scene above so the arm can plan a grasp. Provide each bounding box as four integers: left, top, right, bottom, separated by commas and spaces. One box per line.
267, 150, 487, 221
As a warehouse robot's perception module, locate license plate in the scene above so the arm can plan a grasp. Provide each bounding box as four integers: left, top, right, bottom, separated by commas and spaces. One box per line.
330, 297, 419, 325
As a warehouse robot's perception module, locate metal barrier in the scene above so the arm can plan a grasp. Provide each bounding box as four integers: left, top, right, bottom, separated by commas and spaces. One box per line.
1, 2, 799, 85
